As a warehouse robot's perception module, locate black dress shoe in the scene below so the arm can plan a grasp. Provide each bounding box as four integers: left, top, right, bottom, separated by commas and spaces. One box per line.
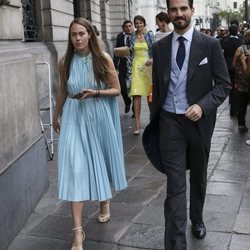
124, 103, 131, 113
238, 126, 248, 133
192, 223, 206, 239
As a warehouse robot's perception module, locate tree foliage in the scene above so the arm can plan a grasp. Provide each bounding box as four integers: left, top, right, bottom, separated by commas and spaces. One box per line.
217, 5, 246, 23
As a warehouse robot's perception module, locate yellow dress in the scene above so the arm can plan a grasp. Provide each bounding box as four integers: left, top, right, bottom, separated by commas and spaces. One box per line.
129, 42, 152, 96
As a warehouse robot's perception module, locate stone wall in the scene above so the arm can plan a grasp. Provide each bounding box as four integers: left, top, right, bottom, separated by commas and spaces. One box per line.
0, 1, 70, 246
0, 0, 23, 39
0, 0, 134, 248
0, 42, 51, 249
0, 45, 40, 170
42, 0, 73, 41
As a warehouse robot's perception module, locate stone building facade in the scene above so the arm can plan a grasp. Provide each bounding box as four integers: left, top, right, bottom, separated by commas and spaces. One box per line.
0, 0, 140, 248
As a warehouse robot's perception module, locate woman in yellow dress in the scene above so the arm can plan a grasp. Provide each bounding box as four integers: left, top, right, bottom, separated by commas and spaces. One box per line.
128, 15, 154, 134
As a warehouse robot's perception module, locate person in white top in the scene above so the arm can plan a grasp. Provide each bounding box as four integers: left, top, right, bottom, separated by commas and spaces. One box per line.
148, 12, 173, 112
155, 11, 173, 41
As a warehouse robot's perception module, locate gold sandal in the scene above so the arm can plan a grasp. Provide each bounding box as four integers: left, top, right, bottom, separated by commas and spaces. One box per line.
97, 201, 110, 223
71, 226, 85, 250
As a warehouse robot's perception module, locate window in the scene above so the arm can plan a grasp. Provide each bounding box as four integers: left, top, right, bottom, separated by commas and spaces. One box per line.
233, 2, 237, 9
73, 0, 80, 18
21, 0, 38, 41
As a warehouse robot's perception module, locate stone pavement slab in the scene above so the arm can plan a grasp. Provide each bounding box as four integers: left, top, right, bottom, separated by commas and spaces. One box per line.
7, 97, 250, 250
230, 234, 250, 250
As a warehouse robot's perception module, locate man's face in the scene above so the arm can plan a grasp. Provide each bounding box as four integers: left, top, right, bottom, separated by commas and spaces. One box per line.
167, 0, 194, 33
123, 22, 133, 35
220, 29, 226, 36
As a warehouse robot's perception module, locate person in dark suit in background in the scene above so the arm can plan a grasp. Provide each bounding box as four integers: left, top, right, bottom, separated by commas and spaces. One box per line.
114, 20, 133, 114
142, 0, 231, 249
230, 19, 243, 39
221, 24, 243, 116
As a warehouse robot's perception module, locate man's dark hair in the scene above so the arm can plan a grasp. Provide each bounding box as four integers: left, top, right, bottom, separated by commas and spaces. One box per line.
228, 24, 238, 36
156, 11, 171, 24
166, 0, 193, 9
230, 19, 239, 26
122, 20, 133, 28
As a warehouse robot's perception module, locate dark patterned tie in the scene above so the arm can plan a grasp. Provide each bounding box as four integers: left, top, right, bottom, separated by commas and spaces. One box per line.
125, 35, 130, 46
176, 36, 186, 70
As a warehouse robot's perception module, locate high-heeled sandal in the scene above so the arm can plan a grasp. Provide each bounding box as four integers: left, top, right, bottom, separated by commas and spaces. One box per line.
71, 226, 85, 250
97, 202, 110, 223
134, 130, 140, 135
134, 121, 140, 135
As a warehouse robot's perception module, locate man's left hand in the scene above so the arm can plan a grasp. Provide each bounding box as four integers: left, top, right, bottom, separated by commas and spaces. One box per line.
185, 104, 203, 121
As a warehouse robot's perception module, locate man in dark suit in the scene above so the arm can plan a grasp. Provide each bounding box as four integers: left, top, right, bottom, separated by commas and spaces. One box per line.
114, 20, 133, 113
142, 0, 231, 249
221, 24, 243, 116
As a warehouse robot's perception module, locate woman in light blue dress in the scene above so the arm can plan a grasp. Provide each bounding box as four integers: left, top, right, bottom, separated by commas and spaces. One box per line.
53, 18, 127, 250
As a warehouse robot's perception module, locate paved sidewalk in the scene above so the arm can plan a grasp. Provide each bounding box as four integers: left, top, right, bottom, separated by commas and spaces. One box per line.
8, 97, 250, 250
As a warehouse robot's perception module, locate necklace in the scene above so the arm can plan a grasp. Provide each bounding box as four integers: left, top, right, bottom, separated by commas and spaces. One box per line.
77, 52, 90, 57
76, 52, 91, 63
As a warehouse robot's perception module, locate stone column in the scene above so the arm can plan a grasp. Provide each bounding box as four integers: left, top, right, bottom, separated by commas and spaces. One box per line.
0, 0, 23, 40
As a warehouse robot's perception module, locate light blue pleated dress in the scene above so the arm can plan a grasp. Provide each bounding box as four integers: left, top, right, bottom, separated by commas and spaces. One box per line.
57, 53, 127, 202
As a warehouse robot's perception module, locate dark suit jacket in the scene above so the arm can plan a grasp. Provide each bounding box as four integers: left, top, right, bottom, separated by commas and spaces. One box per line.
114, 32, 128, 75
143, 29, 232, 174
221, 36, 243, 70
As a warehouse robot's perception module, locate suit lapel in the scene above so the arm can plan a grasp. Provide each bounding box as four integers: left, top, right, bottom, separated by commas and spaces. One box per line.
121, 34, 125, 46
187, 30, 205, 83
158, 34, 172, 97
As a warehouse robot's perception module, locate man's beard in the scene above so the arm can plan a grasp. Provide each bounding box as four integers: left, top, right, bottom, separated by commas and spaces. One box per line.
172, 17, 191, 30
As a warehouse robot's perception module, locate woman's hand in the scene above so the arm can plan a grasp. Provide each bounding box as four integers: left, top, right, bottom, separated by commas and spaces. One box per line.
240, 52, 247, 62
53, 118, 60, 133
145, 58, 153, 66
77, 89, 99, 99
239, 52, 248, 71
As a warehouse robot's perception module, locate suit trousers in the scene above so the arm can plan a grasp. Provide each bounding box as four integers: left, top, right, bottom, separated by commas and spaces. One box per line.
237, 90, 249, 127
159, 110, 208, 250
118, 71, 131, 106
228, 69, 239, 116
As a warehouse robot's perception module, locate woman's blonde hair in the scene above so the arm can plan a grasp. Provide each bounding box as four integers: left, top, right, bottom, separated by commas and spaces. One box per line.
61, 17, 109, 85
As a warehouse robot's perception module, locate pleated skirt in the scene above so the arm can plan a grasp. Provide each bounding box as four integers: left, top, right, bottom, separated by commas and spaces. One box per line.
57, 96, 127, 202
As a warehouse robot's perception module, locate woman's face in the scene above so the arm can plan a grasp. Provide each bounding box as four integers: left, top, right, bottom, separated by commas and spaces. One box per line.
134, 19, 145, 32
206, 30, 212, 36
156, 18, 165, 31
70, 23, 91, 54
